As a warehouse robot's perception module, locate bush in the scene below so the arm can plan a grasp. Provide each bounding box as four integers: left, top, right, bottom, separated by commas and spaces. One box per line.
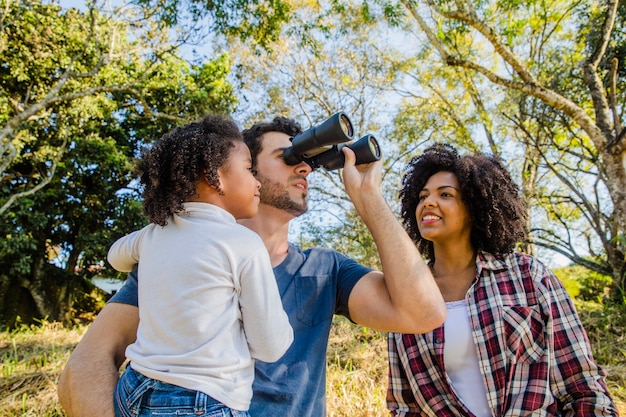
555, 265, 612, 302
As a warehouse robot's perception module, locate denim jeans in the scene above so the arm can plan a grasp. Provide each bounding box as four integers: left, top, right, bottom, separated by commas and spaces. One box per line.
114, 365, 250, 417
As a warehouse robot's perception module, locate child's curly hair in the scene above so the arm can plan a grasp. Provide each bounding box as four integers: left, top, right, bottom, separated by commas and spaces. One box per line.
242, 116, 302, 173
400, 143, 528, 260
138, 114, 243, 226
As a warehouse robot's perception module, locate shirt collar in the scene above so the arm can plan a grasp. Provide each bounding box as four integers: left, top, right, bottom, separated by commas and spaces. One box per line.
476, 250, 510, 275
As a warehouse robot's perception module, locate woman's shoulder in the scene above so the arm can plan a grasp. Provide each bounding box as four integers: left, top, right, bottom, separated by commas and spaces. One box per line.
479, 250, 553, 277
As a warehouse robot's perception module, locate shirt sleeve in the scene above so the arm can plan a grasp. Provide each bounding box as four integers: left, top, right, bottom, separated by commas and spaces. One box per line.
536, 261, 619, 416
107, 228, 146, 272
108, 265, 139, 307
333, 252, 373, 320
238, 239, 293, 363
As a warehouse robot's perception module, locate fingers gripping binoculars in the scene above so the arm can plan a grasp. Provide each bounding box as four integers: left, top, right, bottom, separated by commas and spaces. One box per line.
282, 112, 382, 171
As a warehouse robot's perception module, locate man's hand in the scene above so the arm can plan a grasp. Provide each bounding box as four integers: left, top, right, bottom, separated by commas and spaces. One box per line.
341, 146, 384, 209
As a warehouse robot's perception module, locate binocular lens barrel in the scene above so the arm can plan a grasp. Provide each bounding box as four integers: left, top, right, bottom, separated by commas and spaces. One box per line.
281, 112, 382, 171
312, 134, 381, 171
361, 135, 381, 161
282, 112, 354, 165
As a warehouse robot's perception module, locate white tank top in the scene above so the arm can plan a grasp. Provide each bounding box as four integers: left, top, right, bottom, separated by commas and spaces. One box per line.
443, 300, 492, 417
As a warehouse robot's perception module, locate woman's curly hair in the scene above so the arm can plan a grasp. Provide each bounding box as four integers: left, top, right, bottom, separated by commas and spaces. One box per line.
138, 114, 243, 226
400, 143, 528, 260
242, 116, 302, 172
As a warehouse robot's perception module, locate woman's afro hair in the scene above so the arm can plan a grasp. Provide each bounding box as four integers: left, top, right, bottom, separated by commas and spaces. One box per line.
399, 143, 528, 260
138, 114, 242, 226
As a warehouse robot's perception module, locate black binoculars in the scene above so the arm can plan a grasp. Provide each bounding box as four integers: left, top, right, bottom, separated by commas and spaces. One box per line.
282, 112, 382, 171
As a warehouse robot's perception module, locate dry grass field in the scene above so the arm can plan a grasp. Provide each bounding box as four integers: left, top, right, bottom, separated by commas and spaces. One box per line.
0, 317, 624, 417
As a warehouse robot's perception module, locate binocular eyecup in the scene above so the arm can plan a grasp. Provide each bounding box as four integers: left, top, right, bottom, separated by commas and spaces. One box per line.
282, 112, 382, 171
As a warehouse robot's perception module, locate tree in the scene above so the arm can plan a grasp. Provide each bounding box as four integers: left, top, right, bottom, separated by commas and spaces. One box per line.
0, 0, 238, 326
374, 0, 626, 301
226, 0, 626, 302
227, 0, 408, 263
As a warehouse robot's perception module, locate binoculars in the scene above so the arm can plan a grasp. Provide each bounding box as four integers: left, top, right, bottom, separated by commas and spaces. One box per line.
282, 112, 382, 171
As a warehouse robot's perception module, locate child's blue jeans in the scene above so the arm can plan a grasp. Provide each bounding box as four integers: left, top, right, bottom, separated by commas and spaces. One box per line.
114, 364, 250, 417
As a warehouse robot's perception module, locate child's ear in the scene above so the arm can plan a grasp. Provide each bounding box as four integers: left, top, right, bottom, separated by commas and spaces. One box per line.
214, 170, 225, 195
200, 175, 222, 194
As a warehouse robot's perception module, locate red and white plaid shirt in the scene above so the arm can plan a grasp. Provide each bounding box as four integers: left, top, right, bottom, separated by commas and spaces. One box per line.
387, 251, 618, 417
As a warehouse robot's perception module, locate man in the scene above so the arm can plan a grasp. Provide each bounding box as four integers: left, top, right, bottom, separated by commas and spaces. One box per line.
58, 116, 446, 416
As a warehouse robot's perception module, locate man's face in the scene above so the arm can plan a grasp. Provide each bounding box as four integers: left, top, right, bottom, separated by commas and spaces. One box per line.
254, 131, 312, 217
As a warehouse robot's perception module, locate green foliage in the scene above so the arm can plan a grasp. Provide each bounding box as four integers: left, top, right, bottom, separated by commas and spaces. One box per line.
555, 267, 582, 299
134, 0, 292, 50
555, 265, 613, 302
575, 301, 626, 367
68, 280, 108, 324
380, 1, 406, 27
0, 0, 239, 326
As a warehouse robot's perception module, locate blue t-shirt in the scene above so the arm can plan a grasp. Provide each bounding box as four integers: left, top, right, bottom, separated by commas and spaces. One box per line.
110, 242, 372, 417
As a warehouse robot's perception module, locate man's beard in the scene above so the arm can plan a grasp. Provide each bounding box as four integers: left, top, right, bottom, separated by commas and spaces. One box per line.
257, 173, 308, 217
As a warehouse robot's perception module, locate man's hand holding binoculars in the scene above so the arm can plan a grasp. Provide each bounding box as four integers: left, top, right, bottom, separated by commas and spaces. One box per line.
282, 110, 385, 218
341, 145, 384, 217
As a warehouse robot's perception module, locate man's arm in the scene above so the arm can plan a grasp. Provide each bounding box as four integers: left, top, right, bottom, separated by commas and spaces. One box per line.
341, 147, 446, 334
58, 302, 138, 417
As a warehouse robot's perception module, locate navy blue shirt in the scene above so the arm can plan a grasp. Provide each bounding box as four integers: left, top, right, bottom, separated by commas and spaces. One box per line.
110, 242, 372, 416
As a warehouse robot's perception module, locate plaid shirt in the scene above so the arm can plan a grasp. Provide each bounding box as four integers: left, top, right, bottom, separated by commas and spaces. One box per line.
387, 251, 618, 417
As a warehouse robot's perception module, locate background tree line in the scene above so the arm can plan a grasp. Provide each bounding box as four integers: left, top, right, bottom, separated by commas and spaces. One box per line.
1, 0, 624, 327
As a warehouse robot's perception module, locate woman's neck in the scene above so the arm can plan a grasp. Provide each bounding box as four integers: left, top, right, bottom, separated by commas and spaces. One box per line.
431, 243, 477, 302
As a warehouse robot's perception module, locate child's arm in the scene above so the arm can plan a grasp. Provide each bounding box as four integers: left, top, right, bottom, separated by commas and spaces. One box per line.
107, 229, 144, 272
238, 242, 293, 362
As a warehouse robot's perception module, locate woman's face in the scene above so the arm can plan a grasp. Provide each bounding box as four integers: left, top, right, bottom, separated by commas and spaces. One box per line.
415, 171, 472, 244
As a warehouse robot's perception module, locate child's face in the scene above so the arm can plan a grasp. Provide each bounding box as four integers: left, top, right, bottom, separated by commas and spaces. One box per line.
217, 141, 262, 219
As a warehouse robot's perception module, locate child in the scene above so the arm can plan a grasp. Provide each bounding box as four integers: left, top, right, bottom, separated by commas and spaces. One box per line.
108, 114, 293, 417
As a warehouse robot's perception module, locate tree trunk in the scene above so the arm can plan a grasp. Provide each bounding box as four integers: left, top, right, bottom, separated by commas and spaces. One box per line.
0, 274, 39, 328
1, 257, 74, 327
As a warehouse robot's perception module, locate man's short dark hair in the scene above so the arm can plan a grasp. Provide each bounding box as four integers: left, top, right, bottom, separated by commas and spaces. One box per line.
243, 117, 302, 170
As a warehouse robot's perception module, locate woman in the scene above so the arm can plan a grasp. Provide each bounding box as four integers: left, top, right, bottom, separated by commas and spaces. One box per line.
387, 144, 617, 416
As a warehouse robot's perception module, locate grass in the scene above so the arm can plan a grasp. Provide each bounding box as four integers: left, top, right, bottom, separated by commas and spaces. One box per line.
1, 311, 625, 417
326, 319, 388, 416
0, 321, 82, 417
326, 315, 626, 416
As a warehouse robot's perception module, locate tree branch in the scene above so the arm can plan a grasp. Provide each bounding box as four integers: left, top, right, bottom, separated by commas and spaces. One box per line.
0, 138, 67, 216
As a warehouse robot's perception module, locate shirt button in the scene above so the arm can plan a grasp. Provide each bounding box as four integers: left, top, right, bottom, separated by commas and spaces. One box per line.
435, 338, 442, 344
